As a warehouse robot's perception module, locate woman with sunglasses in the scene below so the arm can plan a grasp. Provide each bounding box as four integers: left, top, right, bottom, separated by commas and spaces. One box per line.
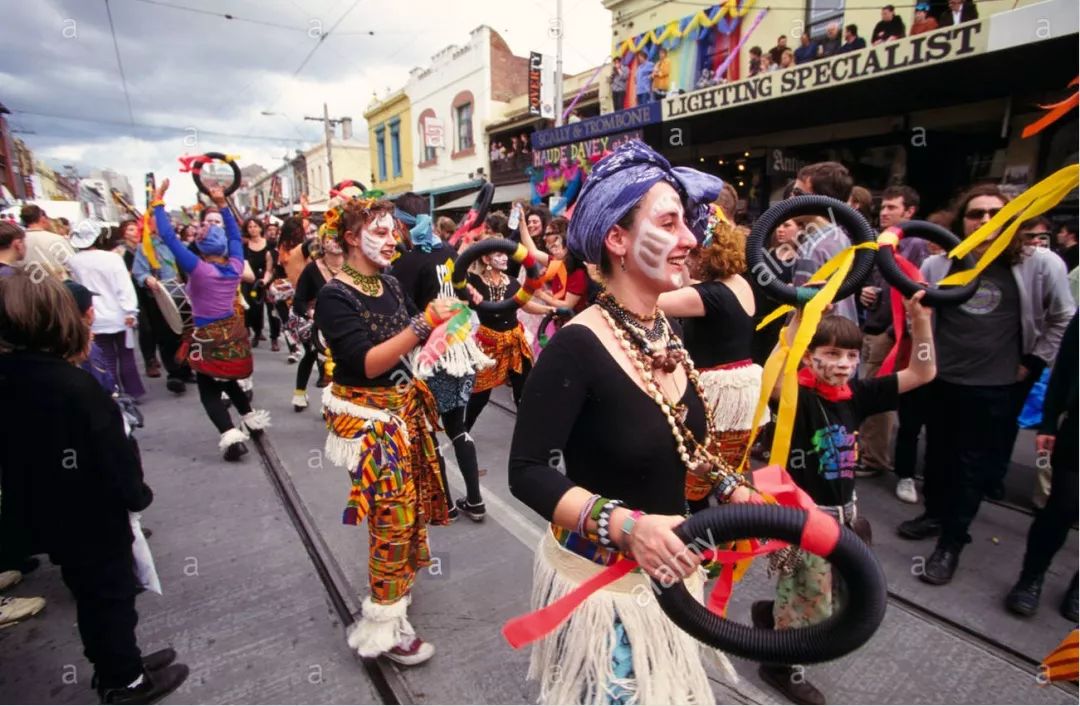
898, 184, 1074, 586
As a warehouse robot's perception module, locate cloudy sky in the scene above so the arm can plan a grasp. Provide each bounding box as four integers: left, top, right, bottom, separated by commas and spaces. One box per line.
1, 0, 612, 205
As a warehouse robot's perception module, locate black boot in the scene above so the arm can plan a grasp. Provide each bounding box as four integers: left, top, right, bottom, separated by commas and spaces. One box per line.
758, 664, 826, 705
898, 513, 942, 540
1061, 574, 1078, 623
92, 650, 177, 690
1004, 574, 1043, 616
920, 542, 962, 585
98, 664, 189, 705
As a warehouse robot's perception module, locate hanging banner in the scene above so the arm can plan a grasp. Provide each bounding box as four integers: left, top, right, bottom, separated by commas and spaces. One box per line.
528, 52, 544, 116
532, 103, 661, 150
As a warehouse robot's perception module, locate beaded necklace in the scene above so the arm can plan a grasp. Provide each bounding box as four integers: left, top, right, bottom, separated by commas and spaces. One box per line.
598, 303, 735, 485
597, 292, 684, 373
481, 271, 509, 302
341, 262, 382, 296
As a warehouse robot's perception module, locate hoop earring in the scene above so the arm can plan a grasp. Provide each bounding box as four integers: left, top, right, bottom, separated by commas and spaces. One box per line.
619, 255, 626, 271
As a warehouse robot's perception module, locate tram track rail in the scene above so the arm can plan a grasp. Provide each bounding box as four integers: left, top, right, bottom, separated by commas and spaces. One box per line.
250, 431, 409, 705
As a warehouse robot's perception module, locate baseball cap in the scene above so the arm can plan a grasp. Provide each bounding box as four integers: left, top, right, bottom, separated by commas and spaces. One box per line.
915, 3, 931, 10
64, 280, 98, 314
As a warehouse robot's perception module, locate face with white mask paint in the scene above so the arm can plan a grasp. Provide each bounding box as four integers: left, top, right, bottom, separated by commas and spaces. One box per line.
484, 252, 509, 272
358, 211, 396, 268
625, 182, 697, 290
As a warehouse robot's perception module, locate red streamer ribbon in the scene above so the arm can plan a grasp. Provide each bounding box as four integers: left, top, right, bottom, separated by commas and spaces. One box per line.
501, 465, 840, 649
878, 249, 923, 376
1021, 77, 1078, 139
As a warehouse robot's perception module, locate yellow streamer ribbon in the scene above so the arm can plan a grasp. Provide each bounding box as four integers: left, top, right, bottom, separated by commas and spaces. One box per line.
939, 165, 1079, 287
140, 211, 160, 271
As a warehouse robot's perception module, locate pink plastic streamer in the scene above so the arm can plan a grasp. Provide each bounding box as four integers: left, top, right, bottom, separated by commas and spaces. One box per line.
712, 8, 768, 81
563, 62, 609, 122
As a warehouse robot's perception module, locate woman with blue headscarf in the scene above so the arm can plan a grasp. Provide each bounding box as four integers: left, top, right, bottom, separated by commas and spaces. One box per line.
508, 141, 753, 704
151, 180, 271, 461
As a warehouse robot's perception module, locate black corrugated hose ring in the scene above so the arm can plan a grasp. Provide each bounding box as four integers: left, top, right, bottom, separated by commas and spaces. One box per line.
451, 238, 543, 315
876, 220, 979, 306
653, 504, 887, 665
745, 195, 877, 306
192, 152, 242, 196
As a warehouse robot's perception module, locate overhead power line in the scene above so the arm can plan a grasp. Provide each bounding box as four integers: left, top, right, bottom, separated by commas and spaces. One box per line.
13, 109, 311, 145
104, 0, 136, 125
130, 0, 308, 32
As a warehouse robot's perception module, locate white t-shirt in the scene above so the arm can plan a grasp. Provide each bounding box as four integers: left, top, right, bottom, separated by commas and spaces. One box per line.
68, 248, 139, 334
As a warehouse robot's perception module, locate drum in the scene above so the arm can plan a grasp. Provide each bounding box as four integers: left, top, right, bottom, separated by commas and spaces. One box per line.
152, 278, 194, 335
268, 278, 295, 304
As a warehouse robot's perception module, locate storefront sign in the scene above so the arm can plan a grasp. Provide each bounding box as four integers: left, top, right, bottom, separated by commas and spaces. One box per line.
532, 129, 643, 169
532, 103, 661, 150
663, 22, 987, 120
766, 148, 808, 176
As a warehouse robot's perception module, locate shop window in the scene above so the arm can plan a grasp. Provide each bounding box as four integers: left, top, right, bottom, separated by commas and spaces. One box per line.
389, 119, 402, 179
451, 91, 475, 158
375, 126, 387, 182
418, 109, 438, 167
807, 0, 845, 40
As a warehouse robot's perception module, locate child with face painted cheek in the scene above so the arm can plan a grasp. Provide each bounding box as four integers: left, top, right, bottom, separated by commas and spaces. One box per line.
758, 292, 936, 704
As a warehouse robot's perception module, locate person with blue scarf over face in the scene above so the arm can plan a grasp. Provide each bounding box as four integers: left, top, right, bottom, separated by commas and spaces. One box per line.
389, 194, 494, 522
150, 180, 272, 461
508, 140, 755, 705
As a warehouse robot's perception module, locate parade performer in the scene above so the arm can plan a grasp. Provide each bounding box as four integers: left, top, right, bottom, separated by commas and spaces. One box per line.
390, 198, 496, 522
271, 217, 307, 363
289, 220, 339, 412
463, 233, 559, 431
150, 180, 271, 461
508, 140, 752, 705
314, 196, 456, 665
241, 219, 279, 349
659, 214, 760, 508
753, 302, 936, 704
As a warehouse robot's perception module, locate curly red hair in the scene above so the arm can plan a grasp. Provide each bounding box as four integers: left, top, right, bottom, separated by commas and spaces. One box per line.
693, 221, 748, 280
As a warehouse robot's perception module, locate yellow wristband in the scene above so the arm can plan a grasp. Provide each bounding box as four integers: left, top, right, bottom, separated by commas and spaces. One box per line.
150, 199, 165, 208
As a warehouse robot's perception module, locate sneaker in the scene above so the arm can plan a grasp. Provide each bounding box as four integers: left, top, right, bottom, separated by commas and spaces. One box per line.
98, 664, 189, 705
1061, 574, 1078, 623
895, 478, 918, 504
1005, 574, 1043, 617
758, 664, 825, 705
383, 637, 434, 666
292, 391, 308, 412
0, 595, 46, 627
271, 339, 281, 352
447, 506, 460, 522
454, 497, 486, 522
287, 351, 300, 364
92, 649, 177, 689
0, 570, 21, 592
897, 513, 942, 540
145, 359, 162, 378
165, 378, 186, 394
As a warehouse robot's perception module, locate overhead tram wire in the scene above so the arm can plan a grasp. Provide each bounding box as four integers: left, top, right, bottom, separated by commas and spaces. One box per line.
103, 0, 136, 125
12, 109, 310, 145
130, 0, 308, 32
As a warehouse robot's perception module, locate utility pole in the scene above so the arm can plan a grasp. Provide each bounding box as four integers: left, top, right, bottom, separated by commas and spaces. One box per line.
305, 103, 348, 194
554, 0, 565, 127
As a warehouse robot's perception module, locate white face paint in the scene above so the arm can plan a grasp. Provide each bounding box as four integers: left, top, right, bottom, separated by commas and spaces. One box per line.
489, 252, 509, 271
630, 190, 687, 288
808, 348, 860, 386
360, 213, 395, 267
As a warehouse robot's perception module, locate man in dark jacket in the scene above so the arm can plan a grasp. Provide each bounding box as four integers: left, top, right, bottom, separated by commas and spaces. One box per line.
939, 0, 979, 26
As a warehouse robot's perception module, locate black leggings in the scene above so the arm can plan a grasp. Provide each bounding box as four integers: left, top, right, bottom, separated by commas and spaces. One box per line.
1020, 424, 1078, 579
295, 340, 323, 391
442, 407, 482, 504
244, 294, 281, 341
465, 359, 532, 431
196, 373, 253, 433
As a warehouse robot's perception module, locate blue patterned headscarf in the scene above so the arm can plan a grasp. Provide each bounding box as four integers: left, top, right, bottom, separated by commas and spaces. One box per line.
567, 140, 724, 265
196, 225, 227, 257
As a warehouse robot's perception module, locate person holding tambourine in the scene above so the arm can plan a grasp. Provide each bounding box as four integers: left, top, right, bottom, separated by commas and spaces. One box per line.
149, 180, 272, 462
314, 195, 458, 666
462, 233, 560, 432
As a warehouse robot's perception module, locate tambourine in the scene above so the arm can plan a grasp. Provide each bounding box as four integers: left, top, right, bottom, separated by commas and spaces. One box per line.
745, 195, 877, 306
179, 152, 242, 196
450, 182, 495, 245
451, 238, 543, 314
329, 179, 368, 199
876, 221, 978, 306
654, 504, 887, 664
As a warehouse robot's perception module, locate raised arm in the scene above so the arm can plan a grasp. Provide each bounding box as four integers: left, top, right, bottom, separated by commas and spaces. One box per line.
895, 290, 936, 393
150, 178, 200, 274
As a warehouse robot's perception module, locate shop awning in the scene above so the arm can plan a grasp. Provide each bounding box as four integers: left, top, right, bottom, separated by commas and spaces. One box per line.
435, 182, 533, 211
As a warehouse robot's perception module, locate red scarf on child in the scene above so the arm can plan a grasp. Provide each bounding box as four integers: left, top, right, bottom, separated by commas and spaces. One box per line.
797, 366, 852, 402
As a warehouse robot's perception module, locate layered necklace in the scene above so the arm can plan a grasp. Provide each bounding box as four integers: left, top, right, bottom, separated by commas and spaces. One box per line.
482, 270, 509, 302
341, 262, 381, 296
597, 292, 734, 485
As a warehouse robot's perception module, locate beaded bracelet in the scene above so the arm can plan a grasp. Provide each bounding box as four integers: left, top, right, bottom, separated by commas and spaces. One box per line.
408, 314, 433, 341
596, 499, 625, 549
576, 494, 601, 536
714, 472, 744, 503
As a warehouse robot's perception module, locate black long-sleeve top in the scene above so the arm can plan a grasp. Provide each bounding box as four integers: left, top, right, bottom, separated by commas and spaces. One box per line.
469, 272, 522, 331
0, 351, 152, 566
508, 324, 702, 520
292, 260, 327, 317
314, 276, 417, 388
1040, 312, 1078, 437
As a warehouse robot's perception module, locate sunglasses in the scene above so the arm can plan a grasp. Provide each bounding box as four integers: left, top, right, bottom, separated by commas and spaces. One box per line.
1023, 231, 1052, 239
964, 208, 1002, 220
